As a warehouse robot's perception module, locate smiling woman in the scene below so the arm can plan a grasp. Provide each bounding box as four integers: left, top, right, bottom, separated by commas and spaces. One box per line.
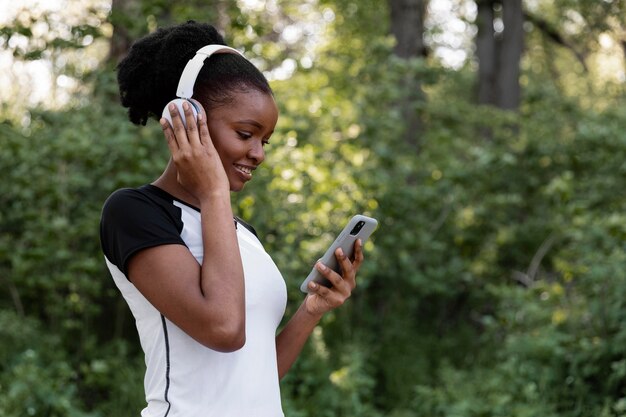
99, 20, 366, 417
202, 89, 277, 193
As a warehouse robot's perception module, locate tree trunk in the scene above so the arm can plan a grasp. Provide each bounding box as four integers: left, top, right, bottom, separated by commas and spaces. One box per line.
107, 0, 178, 65
389, 0, 427, 58
496, 0, 523, 110
476, 0, 496, 105
475, 0, 524, 111
107, 0, 136, 65
388, 0, 428, 152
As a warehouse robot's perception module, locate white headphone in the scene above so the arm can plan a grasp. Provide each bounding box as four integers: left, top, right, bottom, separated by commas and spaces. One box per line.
161, 44, 245, 128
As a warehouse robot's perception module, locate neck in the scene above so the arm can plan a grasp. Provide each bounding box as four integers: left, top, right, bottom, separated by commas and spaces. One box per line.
152, 159, 208, 208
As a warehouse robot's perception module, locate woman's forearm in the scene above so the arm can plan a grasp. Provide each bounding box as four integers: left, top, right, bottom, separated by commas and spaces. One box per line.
199, 193, 246, 347
275, 300, 323, 379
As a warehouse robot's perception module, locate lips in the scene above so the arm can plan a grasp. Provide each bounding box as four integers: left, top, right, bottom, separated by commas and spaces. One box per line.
234, 163, 255, 180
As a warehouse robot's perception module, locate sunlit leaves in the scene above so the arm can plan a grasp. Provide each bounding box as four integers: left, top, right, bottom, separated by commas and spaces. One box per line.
1, 0, 626, 416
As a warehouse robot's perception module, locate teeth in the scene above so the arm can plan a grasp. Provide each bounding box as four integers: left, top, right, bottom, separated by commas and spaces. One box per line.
236, 165, 252, 174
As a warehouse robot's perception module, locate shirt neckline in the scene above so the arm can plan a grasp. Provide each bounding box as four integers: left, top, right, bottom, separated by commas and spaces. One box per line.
142, 184, 246, 232
143, 184, 201, 213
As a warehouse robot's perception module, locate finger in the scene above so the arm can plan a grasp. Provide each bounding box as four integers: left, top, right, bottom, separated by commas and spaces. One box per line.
335, 247, 356, 289
308, 280, 330, 296
197, 111, 214, 150
316, 261, 350, 295
308, 282, 335, 304
167, 103, 191, 151
308, 281, 344, 309
160, 118, 179, 154
190, 99, 212, 148
189, 98, 206, 120
182, 101, 200, 146
352, 239, 364, 273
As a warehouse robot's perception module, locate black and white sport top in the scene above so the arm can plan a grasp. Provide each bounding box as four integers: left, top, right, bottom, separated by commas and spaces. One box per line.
100, 184, 287, 417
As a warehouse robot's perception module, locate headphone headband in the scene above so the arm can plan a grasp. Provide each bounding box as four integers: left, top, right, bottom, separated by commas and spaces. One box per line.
176, 45, 245, 99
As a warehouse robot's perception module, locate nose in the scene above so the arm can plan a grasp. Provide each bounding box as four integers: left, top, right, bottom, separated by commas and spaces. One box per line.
247, 139, 265, 164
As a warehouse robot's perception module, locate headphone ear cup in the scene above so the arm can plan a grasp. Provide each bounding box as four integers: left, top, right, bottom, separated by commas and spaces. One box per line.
162, 98, 198, 128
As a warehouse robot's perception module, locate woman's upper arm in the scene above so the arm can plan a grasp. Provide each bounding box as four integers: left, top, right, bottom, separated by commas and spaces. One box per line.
127, 244, 244, 352
101, 188, 244, 351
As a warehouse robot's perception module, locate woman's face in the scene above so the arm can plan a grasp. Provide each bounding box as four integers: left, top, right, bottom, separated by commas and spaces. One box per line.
203, 89, 278, 192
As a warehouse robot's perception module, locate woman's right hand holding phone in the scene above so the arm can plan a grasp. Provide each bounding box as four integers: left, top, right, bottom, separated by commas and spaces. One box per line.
160, 99, 230, 200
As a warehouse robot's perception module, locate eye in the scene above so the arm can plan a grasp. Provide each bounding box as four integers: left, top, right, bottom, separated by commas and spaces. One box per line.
262, 139, 271, 147
237, 131, 252, 140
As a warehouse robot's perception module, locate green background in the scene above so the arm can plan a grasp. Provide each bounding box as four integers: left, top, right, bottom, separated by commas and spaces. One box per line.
1, 0, 625, 415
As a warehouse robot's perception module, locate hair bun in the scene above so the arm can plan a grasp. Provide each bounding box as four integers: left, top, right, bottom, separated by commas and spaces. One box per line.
117, 21, 226, 125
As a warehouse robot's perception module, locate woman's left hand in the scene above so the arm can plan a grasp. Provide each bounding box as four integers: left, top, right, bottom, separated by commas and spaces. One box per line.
304, 239, 364, 317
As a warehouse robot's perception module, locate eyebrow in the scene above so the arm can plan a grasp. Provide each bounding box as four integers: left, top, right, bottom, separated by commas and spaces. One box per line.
236, 119, 275, 138
236, 119, 263, 129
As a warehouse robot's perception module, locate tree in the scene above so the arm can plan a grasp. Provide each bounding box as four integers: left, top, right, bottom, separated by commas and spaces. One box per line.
388, 0, 429, 151
108, 0, 137, 64
475, 0, 523, 110
2, 0, 626, 415
389, 0, 428, 58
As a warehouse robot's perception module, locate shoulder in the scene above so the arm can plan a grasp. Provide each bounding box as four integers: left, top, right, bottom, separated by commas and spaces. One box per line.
103, 186, 163, 211
100, 185, 186, 274
102, 187, 145, 215
101, 185, 182, 225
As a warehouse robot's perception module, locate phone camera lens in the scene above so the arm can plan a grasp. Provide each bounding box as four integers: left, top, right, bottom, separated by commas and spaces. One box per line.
350, 221, 365, 235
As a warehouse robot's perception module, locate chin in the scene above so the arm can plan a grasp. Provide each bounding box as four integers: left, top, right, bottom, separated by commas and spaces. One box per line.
229, 182, 246, 192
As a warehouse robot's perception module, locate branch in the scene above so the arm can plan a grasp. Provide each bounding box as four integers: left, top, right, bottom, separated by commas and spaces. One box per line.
511, 233, 557, 287
523, 11, 588, 72
0, 274, 25, 317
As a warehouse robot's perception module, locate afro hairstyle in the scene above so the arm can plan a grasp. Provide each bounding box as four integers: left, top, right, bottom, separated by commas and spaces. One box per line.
117, 21, 272, 125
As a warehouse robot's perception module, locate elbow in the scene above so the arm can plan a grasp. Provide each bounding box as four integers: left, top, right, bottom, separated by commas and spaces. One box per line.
199, 319, 246, 352
214, 329, 246, 352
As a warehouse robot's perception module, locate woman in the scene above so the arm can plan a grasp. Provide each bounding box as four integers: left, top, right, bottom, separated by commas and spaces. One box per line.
100, 21, 364, 417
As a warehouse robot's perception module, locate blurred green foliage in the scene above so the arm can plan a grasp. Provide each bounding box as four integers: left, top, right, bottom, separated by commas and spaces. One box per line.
1, 0, 625, 416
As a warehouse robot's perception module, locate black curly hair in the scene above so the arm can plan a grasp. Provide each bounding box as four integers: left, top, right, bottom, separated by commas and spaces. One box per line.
117, 21, 273, 125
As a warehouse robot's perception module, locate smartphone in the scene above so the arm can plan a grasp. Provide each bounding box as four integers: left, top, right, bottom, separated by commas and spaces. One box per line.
300, 214, 378, 293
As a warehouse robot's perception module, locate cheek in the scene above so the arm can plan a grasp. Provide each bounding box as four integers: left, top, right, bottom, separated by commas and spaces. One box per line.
210, 137, 244, 170
206, 127, 230, 158
206, 123, 248, 162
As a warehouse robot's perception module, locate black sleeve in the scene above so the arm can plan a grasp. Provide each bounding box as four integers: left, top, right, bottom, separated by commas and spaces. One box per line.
100, 188, 186, 276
